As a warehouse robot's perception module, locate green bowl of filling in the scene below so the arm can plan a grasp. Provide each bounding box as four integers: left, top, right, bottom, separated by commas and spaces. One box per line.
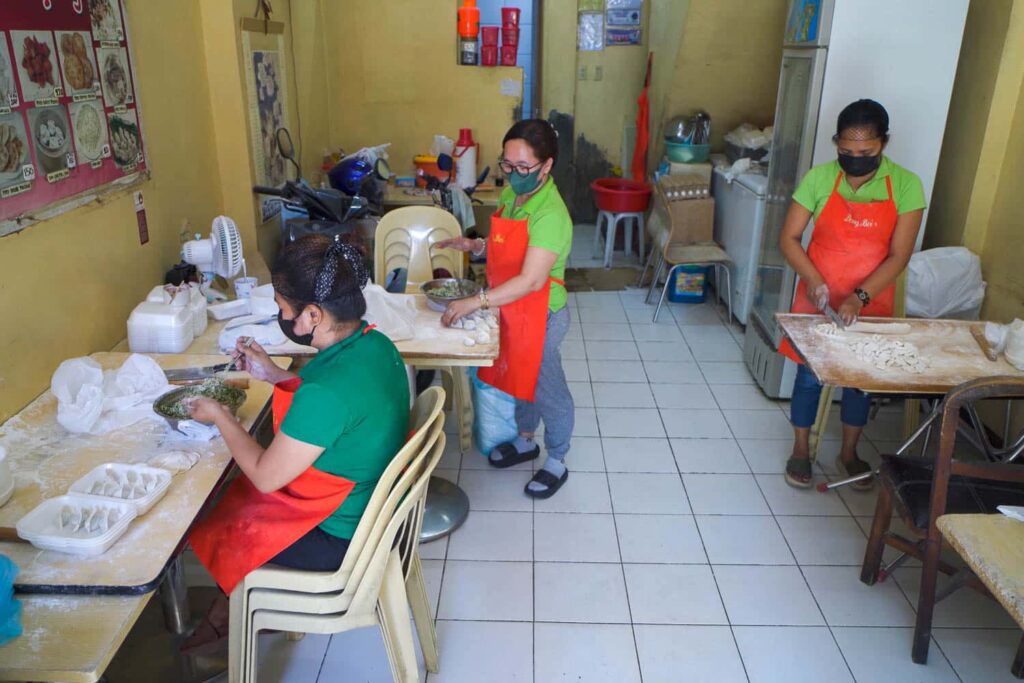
153, 379, 246, 432
421, 278, 481, 312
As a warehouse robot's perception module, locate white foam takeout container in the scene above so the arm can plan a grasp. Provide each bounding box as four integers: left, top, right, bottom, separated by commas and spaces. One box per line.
16, 494, 138, 556
68, 463, 173, 515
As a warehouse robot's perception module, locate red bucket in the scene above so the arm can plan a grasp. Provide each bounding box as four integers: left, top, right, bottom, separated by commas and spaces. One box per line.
481, 45, 498, 66
500, 45, 517, 66
590, 177, 652, 213
501, 26, 520, 47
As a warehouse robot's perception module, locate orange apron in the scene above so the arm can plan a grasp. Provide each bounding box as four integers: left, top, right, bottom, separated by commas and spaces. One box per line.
779, 171, 898, 364
476, 208, 563, 402
189, 379, 355, 594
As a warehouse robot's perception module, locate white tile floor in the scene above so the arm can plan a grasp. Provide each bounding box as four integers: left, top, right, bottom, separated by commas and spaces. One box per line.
237, 291, 1021, 683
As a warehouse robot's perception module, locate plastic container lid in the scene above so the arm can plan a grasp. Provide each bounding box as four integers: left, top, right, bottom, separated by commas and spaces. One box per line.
17, 494, 138, 556
68, 463, 173, 515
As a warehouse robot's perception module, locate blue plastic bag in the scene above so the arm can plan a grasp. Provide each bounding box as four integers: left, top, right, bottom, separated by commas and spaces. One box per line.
0, 555, 22, 646
469, 369, 518, 457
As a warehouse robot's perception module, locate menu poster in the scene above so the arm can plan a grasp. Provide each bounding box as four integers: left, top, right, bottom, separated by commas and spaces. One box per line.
0, 0, 145, 235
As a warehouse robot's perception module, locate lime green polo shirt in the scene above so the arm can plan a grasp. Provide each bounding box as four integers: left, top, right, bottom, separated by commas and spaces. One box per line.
280, 322, 410, 539
498, 178, 573, 312
792, 156, 927, 218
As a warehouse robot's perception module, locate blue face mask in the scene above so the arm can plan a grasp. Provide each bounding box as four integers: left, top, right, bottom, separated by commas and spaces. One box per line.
509, 169, 543, 195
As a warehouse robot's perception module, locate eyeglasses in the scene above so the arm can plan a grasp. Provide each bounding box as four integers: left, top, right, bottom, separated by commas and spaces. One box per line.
498, 158, 543, 177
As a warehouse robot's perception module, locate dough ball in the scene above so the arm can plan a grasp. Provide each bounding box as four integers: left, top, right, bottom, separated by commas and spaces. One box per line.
463, 336, 476, 347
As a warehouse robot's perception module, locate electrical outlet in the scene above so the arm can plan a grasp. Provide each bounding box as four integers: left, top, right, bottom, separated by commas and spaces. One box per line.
594, 66, 603, 81
578, 65, 587, 81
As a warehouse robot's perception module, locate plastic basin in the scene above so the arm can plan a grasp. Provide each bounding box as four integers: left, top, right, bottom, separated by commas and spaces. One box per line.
590, 178, 652, 213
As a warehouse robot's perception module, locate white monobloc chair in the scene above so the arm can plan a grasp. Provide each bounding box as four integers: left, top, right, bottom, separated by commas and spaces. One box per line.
374, 207, 473, 454
228, 387, 447, 683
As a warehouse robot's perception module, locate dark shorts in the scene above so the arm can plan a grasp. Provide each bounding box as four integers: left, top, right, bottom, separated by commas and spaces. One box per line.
268, 525, 351, 572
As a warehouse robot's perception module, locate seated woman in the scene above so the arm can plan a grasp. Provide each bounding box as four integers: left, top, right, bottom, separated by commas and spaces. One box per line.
182, 235, 410, 653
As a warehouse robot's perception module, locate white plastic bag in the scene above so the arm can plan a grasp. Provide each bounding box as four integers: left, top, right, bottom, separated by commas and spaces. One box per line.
906, 247, 986, 319
470, 370, 518, 457
362, 284, 417, 342
51, 358, 105, 434
51, 355, 172, 434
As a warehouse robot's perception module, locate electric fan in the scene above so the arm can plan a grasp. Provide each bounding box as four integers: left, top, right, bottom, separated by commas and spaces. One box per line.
181, 216, 244, 299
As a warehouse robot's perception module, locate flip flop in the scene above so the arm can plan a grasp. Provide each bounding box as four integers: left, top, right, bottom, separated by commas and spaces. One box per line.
785, 456, 813, 489
179, 596, 230, 656
524, 468, 568, 499
835, 454, 874, 491
488, 442, 540, 469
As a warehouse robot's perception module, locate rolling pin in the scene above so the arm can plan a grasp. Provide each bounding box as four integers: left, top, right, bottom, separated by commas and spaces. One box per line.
0, 527, 27, 543
971, 326, 999, 362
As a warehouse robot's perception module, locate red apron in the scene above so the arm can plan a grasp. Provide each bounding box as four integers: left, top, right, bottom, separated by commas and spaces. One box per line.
476, 208, 563, 402
189, 379, 355, 594
779, 171, 898, 363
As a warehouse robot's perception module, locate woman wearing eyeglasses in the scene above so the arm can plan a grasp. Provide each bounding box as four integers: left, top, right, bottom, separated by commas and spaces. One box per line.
778, 99, 925, 489
436, 119, 574, 499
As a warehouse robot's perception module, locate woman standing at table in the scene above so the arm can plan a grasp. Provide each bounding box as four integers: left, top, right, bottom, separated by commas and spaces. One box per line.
778, 99, 925, 489
437, 119, 574, 499
182, 235, 410, 653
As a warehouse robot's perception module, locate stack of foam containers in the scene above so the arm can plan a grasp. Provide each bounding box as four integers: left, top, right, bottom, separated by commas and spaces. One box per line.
127, 285, 196, 353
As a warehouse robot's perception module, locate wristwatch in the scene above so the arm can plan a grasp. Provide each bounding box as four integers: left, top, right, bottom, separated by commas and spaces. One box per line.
854, 288, 871, 306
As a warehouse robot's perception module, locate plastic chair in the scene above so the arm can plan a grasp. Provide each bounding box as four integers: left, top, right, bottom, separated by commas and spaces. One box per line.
228, 387, 447, 683
374, 206, 463, 285
859, 377, 1024, 671
645, 239, 732, 324
593, 210, 645, 268
374, 207, 474, 454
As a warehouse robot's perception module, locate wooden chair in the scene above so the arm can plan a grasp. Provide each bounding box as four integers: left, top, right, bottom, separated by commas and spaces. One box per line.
374, 207, 473, 454
228, 386, 447, 682
860, 376, 1024, 671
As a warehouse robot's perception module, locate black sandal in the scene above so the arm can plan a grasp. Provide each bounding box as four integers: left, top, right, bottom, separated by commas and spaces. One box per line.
489, 442, 540, 469
784, 456, 813, 489
524, 468, 568, 499
836, 454, 874, 491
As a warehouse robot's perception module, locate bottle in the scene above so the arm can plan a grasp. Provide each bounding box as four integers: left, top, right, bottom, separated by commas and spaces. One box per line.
457, 0, 480, 65
454, 128, 478, 190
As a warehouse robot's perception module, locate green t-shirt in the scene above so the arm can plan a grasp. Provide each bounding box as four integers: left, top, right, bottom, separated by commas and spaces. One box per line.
280, 322, 410, 539
498, 178, 573, 312
792, 156, 927, 218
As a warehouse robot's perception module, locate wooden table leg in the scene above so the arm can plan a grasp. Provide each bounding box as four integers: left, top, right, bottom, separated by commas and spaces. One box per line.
809, 384, 836, 464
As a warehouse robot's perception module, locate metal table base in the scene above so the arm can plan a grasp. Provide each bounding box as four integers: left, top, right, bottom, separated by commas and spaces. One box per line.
420, 475, 470, 543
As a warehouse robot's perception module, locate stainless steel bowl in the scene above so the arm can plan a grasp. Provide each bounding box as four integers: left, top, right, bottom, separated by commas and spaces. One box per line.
153, 382, 246, 433
420, 278, 481, 312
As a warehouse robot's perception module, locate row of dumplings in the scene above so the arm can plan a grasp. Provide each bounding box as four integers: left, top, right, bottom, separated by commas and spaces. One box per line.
58, 505, 126, 536
86, 469, 161, 500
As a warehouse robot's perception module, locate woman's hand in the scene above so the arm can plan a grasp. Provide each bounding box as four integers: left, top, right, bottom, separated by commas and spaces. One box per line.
441, 296, 481, 327
806, 282, 830, 311
188, 397, 232, 425
837, 294, 863, 326
434, 237, 479, 253
233, 338, 291, 384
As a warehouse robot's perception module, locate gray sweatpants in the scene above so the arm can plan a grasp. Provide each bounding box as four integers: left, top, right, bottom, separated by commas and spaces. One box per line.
515, 307, 574, 461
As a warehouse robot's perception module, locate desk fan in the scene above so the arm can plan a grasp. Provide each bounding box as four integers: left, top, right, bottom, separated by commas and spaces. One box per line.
181, 216, 244, 300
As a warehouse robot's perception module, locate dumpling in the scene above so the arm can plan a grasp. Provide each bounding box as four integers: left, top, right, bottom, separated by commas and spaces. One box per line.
67, 506, 83, 532
58, 505, 74, 530
90, 480, 105, 495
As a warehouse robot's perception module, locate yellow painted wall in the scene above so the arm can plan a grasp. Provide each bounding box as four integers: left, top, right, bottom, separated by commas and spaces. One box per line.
665, 0, 788, 150
0, 0, 224, 421
926, 0, 1013, 251
646, 0, 692, 173
924, 0, 1024, 324
318, 0, 522, 176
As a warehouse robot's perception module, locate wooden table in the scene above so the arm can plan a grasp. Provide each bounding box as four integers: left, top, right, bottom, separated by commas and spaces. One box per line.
0, 352, 285, 682
170, 294, 499, 367
383, 184, 502, 208
937, 513, 1024, 626
777, 314, 1024, 395
0, 594, 151, 683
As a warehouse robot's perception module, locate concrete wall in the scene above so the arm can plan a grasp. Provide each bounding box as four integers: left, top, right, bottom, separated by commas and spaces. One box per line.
318, 0, 522, 177
926, 0, 1024, 324
664, 0, 788, 150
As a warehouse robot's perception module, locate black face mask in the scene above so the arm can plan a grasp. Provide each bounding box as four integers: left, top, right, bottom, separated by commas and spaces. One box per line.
838, 153, 881, 178
278, 308, 316, 346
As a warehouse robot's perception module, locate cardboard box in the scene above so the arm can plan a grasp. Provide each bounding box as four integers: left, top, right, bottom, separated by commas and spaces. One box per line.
651, 191, 714, 245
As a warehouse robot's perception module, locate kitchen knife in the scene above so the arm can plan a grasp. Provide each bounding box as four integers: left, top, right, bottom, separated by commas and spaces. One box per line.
823, 305, 846, 330
163, 364, 230, 382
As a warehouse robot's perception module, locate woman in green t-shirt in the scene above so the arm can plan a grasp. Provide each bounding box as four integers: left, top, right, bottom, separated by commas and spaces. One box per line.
183, 235, 410, 654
